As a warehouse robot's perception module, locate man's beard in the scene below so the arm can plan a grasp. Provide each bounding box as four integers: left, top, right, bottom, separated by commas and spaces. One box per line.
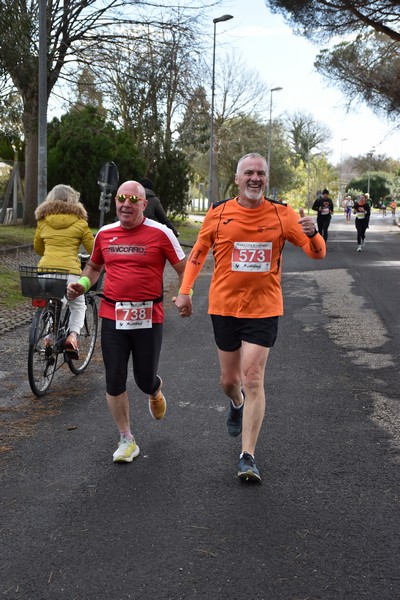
245, 185, 263, 200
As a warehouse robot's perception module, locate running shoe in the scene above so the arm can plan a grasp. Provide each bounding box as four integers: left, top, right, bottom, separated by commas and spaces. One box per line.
64, 332, 79, 359
113, 435, 140, 463
238, 452, 261, 482
357, 245, 362, 252
361, 239, 366, 247
226, 390, 245, 437
149, 377, 167, 420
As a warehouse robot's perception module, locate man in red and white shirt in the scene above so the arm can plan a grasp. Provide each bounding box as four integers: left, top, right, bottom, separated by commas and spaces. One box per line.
67, 180, 187, 464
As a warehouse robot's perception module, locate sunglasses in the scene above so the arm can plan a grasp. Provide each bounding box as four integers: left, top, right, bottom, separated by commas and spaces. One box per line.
116, 194, 145, 204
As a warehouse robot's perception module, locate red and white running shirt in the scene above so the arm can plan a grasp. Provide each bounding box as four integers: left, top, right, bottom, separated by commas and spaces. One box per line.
91, 218, 185, 323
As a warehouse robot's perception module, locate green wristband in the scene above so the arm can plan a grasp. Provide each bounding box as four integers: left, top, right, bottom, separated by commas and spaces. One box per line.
78, 276, 91, 293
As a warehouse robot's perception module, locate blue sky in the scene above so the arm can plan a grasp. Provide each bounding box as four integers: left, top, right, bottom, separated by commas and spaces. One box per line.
210, 0, 399, 163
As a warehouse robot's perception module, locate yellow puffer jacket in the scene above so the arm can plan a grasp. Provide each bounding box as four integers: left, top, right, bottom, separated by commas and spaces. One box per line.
34, 199, 94, 275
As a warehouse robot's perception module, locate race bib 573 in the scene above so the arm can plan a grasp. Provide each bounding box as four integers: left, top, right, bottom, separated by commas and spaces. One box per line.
232, 242, 272, 272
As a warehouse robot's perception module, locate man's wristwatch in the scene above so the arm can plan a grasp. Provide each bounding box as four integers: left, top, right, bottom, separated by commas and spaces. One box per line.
308, 228, 318, 238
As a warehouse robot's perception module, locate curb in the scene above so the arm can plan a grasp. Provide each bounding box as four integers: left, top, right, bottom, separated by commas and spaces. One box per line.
0, 305, 33, 334
0, 243, 33, 254
1, 245, 37, 334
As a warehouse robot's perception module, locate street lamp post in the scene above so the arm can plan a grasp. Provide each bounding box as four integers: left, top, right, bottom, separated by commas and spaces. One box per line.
339, 138, 347, 207
367, 147, 375, 195
266, 86, 283, 198
305, 120, 315, 214
208, 14, 233, 206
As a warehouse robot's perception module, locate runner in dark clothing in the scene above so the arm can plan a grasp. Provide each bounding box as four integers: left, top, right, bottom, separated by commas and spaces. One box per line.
312, 188, 334, 242
353, 194, 371, 252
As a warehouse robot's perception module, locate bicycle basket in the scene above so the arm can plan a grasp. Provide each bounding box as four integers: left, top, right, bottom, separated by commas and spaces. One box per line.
19, 266, 68, 299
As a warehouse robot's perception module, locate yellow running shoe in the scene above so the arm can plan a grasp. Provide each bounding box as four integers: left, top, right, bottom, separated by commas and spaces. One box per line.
113, 435, 140, 463
149, 377, 167, 420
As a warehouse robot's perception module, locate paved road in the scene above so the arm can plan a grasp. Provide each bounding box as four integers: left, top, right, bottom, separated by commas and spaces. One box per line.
1, 213, 400, 599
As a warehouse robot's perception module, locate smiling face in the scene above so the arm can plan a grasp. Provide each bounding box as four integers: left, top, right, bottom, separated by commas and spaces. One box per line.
115, 181, 147, 229
235, 155, 268, 206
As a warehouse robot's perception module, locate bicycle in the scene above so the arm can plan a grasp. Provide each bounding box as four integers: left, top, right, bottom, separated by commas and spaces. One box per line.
19, 261, 99, 397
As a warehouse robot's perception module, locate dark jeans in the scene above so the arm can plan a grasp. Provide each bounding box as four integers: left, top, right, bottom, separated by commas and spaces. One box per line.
317, 215, 331, 241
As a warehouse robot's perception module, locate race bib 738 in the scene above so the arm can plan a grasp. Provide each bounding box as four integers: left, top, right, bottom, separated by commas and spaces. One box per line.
115, 301, 153, 329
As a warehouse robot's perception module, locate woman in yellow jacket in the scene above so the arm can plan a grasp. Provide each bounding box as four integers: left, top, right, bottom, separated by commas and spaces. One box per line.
34, 184, 94, 357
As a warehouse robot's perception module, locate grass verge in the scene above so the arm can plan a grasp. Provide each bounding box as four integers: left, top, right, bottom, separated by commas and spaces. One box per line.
0, 268, 25, 309
0, 225, 35, 247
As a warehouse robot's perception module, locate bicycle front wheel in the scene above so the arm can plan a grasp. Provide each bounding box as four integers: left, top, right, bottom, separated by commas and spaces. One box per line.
68, 296, 98, 375
28, 306, 58, 396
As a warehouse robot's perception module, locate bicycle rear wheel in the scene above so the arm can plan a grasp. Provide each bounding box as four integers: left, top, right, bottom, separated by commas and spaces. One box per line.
68, 296, 98, 375
28, 306, 58, 396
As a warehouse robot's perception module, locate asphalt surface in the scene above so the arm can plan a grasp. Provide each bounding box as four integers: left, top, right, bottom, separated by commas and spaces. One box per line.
1, 213, 400, 600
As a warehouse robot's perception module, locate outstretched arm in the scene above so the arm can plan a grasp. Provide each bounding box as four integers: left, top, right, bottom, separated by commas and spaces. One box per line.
297, 207, 326, 259
172, 241, 210, 318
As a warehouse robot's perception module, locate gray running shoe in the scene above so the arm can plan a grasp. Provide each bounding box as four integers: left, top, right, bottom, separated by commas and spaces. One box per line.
238, 452, 261, 482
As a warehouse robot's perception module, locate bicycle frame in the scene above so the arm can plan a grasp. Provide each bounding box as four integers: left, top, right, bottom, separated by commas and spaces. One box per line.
29, 297, 65, 346
20, 264, 99, 397
27, 293, 98, 397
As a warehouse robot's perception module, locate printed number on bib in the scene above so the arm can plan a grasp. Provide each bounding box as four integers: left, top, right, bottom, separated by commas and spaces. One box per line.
232, 242, 272, 272
115, 301, 153, 329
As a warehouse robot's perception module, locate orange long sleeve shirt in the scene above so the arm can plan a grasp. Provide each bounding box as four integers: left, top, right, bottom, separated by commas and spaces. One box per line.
181, 197, 326, 318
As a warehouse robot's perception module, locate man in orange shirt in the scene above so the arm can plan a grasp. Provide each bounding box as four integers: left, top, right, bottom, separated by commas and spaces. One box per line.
174, 153, 326, 482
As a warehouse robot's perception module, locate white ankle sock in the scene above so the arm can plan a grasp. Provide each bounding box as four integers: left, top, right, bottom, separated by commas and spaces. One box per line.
240, 451, 254, 459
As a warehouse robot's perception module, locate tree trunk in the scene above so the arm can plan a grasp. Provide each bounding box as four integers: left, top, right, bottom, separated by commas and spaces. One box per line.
22, 108, 39, 227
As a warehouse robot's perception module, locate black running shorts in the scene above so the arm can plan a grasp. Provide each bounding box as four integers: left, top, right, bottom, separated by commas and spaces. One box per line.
101, 318, 163, 396
210, 314, 279, 351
